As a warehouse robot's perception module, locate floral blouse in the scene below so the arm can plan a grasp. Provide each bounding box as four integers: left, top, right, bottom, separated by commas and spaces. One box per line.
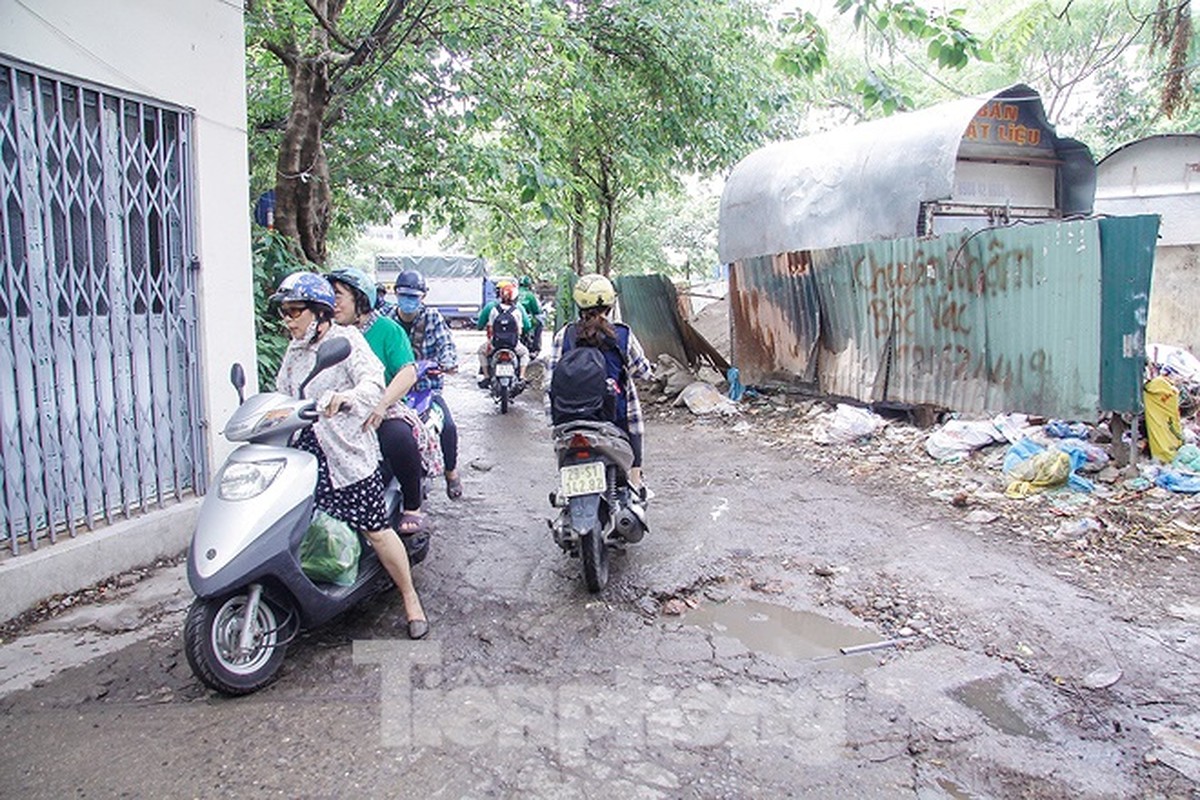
274, 322, 385, 489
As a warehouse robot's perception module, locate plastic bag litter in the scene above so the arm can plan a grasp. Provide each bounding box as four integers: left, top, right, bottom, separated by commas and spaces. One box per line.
1145, 375, 1185, 463
1155, 468, 1200, 494
727, 367, 745, 401
1056, 437, 1109, 473
300, 510, 361, 586
1044, 420, 1091, 439
1003, 438, 1092, 498
1148, 343, 1200, 383
1175, 443, 1200, 473
678, 381, 740, 415
812, 404, 886, 445
927, 420, 999, 461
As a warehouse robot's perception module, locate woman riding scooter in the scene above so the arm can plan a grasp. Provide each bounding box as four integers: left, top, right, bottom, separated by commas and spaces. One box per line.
549, 273, 654, 495
328, 267, 430, 536
272, 271, 428, 639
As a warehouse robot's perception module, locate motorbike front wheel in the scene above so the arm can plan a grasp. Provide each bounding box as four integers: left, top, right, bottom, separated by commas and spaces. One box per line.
184, 592, 290, 695
580, 530, 609, 592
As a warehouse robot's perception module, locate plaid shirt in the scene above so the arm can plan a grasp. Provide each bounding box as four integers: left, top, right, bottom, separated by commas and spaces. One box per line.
548, 323, 652, 435
393, 305, 458, 393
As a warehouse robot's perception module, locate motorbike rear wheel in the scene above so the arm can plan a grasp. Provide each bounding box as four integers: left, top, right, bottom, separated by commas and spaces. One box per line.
184, 592, 290, 695
499, 382, 510, 414
580, 530, 609, 592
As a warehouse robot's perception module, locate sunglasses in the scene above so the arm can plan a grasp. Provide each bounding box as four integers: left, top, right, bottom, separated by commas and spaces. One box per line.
278, 305, 309, 320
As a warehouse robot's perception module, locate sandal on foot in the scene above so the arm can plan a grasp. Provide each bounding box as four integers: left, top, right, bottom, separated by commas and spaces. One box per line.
397, 511, 426, 535
407, 618, 430, 640
445, 473, 463, 500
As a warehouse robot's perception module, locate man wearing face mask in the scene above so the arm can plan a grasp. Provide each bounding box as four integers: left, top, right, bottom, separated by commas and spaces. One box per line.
392, 270, 464, 500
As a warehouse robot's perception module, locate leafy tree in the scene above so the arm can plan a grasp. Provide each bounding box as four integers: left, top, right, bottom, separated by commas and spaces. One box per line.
246, 0, 505, 264
461, 0, 782, 277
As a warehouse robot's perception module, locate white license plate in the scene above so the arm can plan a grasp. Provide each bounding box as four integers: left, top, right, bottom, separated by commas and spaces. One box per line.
496, 363, 515, 377
560, 462, 606, 498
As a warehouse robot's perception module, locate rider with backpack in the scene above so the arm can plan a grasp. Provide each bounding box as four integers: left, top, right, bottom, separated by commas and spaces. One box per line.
548, 274, 653, 495
476, 281, 529, 387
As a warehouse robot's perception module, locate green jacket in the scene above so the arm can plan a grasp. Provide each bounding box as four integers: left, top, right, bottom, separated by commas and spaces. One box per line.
476, 300, 532, 333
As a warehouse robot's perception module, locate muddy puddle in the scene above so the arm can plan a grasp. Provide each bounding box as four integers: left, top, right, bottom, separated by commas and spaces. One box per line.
950, 675, 1049, 741
681, 598, 891, 671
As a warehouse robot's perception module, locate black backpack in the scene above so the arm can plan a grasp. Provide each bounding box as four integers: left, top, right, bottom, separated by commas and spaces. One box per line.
550, 346, 614, 425
491, 305, 520, 350
550, 327, 630, 425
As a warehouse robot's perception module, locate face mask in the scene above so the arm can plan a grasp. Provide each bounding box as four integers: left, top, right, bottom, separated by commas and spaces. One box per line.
397, 296, 422, 315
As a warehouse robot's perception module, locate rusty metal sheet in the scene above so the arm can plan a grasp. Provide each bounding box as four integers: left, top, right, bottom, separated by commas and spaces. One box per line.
732, 218, 1158, 419
729, 252, 821, 385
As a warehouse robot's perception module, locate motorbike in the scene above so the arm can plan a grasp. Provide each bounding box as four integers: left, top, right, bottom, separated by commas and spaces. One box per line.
183, 338, 430, 696
548, 420, 648, 592
486, 345, 522, 414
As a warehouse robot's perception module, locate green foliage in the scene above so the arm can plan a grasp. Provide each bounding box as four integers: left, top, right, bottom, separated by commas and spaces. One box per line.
856, 71, 914, 113
775, 11, 830, 78
252, 229, 310, 384
834, 0, 990, 70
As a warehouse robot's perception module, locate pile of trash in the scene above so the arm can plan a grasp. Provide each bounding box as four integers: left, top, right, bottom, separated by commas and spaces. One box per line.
643, 342, 1200, 560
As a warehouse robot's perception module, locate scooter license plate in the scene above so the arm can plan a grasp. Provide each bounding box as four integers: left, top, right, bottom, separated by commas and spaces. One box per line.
560, 462, 606, 498
496, 363, 515, 377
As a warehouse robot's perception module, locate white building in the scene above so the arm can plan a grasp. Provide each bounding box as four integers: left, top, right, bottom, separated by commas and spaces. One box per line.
0, 1, 256, 620
1095, 134, 1200, 355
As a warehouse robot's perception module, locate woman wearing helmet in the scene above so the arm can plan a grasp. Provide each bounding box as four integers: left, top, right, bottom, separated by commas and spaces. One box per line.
272, 271, 428, 639
328, 268, 429, 538
548, 273, 654, 493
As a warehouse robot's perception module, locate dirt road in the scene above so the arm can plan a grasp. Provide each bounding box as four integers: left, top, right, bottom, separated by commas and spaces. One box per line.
0, 332, 1197, 798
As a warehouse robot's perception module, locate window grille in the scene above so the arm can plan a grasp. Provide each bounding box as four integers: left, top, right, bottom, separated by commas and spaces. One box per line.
0, 58, 206, 554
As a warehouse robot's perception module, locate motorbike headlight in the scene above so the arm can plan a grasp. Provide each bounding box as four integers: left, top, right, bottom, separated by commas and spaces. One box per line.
218, 459, 285, 500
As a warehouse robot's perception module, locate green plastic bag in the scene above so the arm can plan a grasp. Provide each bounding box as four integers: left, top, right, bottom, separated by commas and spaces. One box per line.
299, 511, 361, 586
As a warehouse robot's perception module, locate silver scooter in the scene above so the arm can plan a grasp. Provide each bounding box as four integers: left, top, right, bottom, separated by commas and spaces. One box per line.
183, 338, 428, 695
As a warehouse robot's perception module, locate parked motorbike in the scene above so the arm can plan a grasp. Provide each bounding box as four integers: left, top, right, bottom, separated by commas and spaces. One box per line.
548, 420, 648, 592
184, 338, 429, 695
486, 346, 522, 413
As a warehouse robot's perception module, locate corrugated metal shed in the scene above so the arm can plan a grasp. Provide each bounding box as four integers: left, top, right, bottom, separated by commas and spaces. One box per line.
731, 217, 1158, 419
718, 84, 1094, 264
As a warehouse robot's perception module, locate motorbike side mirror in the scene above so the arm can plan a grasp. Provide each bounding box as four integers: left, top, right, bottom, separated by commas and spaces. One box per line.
229, 363, 246, 405
299, 336, 351, 398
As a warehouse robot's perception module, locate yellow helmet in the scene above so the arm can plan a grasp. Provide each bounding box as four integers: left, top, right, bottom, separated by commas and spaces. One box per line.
573, 274, 616, 310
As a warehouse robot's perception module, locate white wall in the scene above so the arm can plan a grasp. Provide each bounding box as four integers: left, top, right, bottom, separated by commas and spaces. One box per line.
1096, 135, 1200, 353
0, 0, 257, 470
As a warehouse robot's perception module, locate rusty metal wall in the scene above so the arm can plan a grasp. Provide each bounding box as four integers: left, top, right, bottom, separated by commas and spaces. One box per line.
731, 217, 1158, 419
729, 252, 821, 384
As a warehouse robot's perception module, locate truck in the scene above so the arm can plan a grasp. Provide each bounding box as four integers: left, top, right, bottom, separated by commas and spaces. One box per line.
375, 254, 490, 327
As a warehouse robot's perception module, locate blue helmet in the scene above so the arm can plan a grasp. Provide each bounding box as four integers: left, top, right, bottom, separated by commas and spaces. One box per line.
394, 269, 427, 297
270, 271, 335, 311
328, 267, 376, 306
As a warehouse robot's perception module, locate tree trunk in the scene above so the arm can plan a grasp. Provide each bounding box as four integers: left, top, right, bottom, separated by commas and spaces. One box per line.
569, 153, 586, 275
595, 156, 615, 276
274, 58, 332, 265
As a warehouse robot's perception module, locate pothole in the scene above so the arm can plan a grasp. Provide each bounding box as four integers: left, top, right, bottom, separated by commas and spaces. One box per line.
681, 598, 892, 670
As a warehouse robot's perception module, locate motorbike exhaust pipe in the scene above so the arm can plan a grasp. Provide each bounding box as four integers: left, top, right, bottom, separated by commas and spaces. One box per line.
614, 509, 644, 543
